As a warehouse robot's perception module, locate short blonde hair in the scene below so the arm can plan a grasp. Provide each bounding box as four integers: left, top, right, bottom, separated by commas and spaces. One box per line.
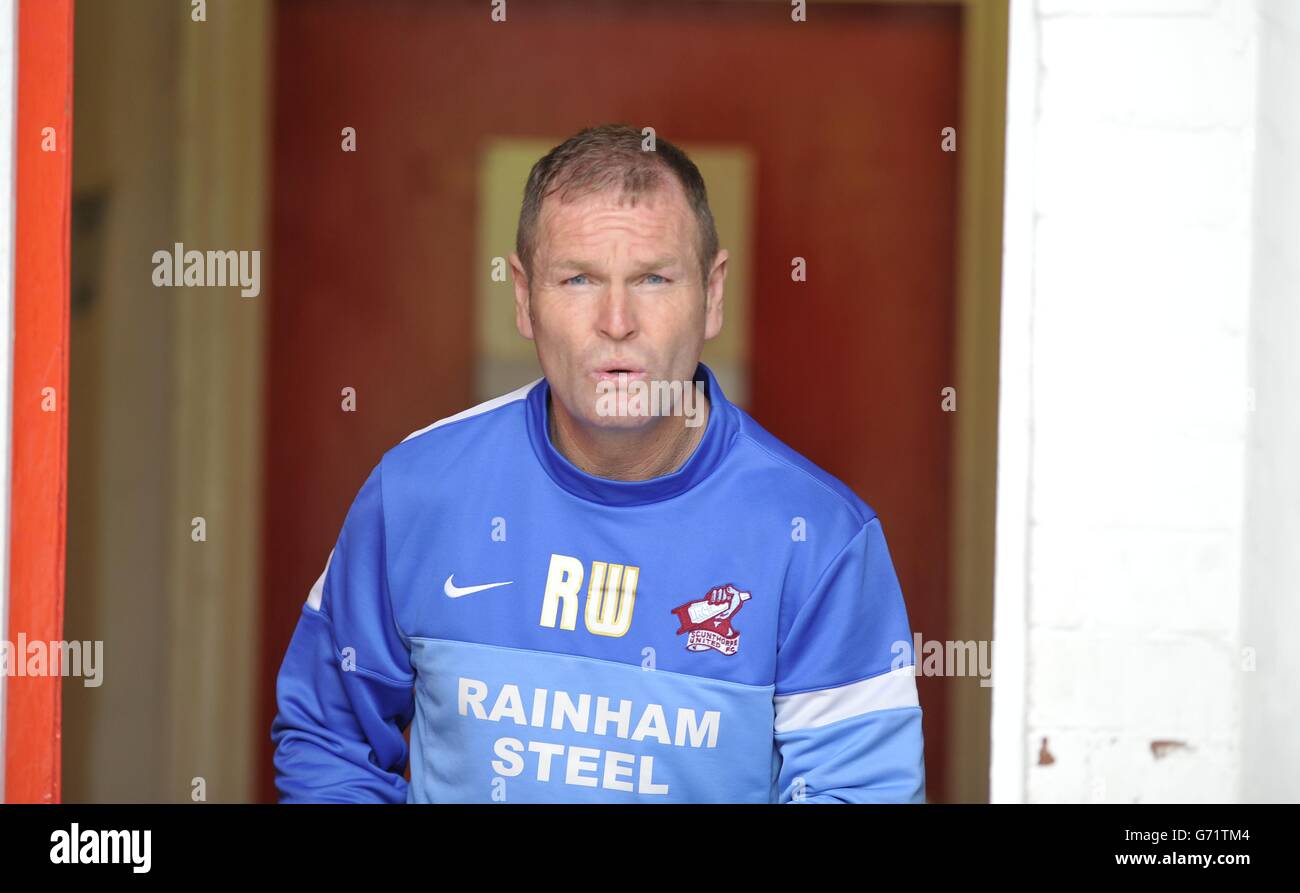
516, 123, 720, 291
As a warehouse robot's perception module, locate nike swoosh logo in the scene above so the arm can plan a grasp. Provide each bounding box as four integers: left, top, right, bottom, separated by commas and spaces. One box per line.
444, 575, 513, 598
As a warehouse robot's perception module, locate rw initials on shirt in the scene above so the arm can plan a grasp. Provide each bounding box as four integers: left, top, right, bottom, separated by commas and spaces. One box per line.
539, 553, 640, 638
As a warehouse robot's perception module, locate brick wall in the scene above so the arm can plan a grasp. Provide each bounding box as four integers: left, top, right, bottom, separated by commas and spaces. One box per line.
994, 0, 1297, 803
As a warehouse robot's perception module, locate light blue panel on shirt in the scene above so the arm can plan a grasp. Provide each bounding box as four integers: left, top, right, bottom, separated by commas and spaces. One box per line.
407, 637, 778, 803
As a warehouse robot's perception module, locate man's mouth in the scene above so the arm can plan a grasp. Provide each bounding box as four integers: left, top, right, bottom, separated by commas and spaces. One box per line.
593, 364, 646, 381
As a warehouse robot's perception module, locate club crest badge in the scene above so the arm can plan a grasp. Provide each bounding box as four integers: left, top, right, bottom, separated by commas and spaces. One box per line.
670, 583, 752, 656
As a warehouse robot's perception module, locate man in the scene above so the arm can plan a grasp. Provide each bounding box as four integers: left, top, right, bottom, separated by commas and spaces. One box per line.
271, 123, 926, 803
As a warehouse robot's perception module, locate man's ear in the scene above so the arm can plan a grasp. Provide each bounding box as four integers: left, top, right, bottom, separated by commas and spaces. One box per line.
704, 248, 728, 341
509, 252, 535, 341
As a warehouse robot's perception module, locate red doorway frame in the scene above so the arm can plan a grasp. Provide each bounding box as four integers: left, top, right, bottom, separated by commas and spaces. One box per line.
4, 0, 74, 804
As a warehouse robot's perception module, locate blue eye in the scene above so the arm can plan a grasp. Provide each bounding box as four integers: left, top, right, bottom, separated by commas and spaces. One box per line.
645, 274, 667, 284
564, 274, 589, 286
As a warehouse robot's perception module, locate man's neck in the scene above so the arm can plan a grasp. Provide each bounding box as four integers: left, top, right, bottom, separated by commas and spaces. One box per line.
548, 392, 710, 482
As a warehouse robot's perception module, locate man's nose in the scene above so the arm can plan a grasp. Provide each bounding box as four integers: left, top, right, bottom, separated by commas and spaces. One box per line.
596, 284, 636, 340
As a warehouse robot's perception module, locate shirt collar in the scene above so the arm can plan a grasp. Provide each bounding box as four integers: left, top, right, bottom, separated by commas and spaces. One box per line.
525, 361, 737, 506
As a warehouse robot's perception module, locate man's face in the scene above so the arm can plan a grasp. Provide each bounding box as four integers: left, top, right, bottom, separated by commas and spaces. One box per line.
510, 178, 726, 432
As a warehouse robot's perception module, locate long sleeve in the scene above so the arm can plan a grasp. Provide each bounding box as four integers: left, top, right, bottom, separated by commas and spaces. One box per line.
270, 462, 416, 803
772, 515, 926, 803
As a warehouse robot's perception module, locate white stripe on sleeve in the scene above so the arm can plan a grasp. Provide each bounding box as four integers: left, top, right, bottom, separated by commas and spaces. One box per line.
774, 665, 919, 734
305, 548, 335, 611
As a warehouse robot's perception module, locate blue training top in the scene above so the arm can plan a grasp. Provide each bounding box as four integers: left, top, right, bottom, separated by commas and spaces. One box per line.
271, 361, 926, 803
